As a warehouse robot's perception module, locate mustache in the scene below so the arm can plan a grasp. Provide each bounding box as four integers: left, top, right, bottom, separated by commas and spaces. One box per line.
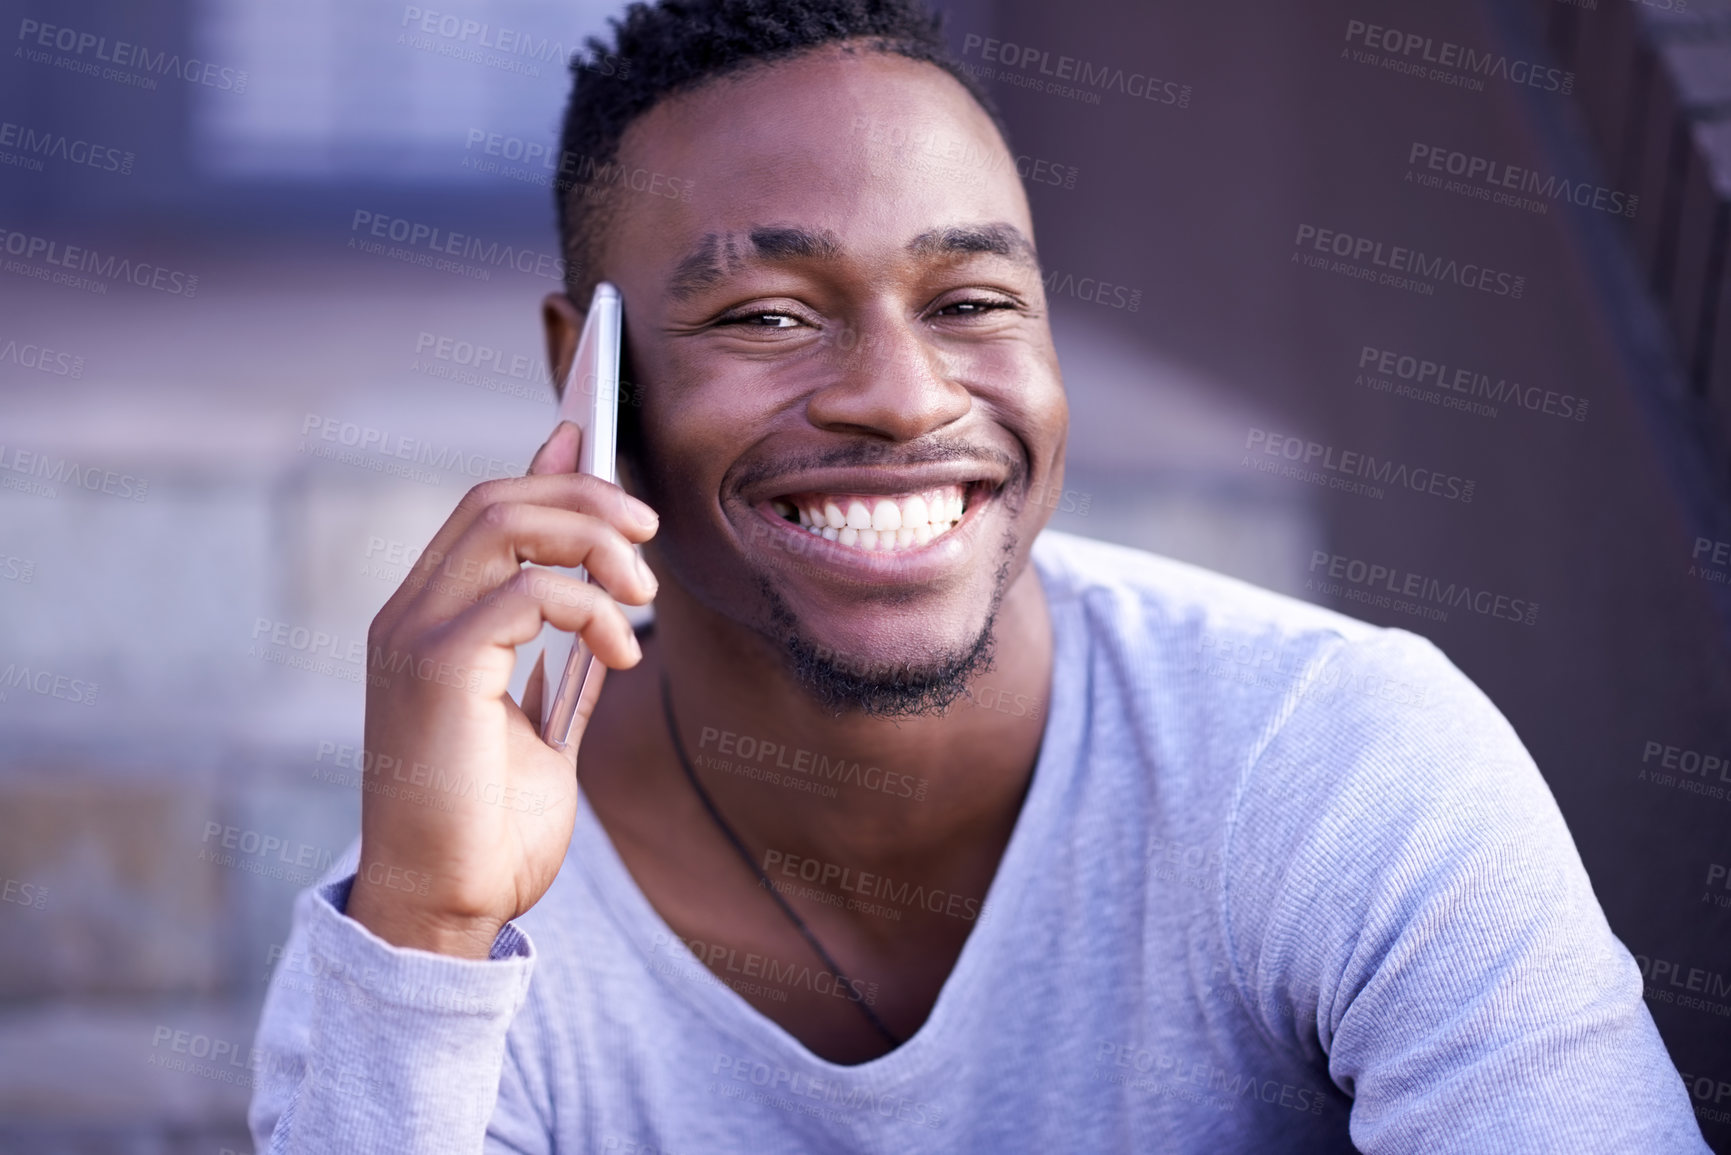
730, 438, 1026, 493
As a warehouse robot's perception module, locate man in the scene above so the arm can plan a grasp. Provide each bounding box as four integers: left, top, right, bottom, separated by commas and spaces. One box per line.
249, 1, 1710, 1151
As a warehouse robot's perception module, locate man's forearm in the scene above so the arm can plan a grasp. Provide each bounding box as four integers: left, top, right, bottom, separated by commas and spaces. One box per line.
249, 875, 540, 1153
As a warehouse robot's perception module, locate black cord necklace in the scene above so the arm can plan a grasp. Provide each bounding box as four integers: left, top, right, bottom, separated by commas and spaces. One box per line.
658, 673, 903, 1049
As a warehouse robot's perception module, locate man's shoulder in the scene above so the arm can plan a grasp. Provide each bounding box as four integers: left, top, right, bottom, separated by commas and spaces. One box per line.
1033, 529, 1386, 653
1031, 529, 1461, 726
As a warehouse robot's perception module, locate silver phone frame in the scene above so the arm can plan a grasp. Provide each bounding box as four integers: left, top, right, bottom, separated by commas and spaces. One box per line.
540, 281, 622, 749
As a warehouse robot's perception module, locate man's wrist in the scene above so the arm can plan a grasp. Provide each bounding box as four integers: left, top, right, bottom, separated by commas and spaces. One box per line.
346, 876, 506, 960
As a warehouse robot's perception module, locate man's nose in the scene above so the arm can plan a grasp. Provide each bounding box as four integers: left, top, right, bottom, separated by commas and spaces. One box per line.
803, 317, 972, 440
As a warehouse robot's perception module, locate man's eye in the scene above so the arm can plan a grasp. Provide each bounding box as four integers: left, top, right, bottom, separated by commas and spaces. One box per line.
722, 312, 802, 329
936, 299, 1015, 317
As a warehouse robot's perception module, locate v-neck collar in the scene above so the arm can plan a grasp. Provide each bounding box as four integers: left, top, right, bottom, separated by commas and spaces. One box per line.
569, 542, 1085, 1082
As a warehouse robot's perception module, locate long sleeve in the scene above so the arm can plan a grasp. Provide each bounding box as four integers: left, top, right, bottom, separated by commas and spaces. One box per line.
1222, 631, 1711, 1154
248, 868, 551, 1154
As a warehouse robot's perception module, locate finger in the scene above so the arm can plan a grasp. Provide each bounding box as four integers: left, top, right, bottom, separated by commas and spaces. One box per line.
529, 420, 581, 477
374, 473, 658, 631
521, 648, 547, 733
402, 503, 656, 626
512, 659, 606, 770
447, 566, 642, 674
432, 474, 658, 568
560, 660, 610, 768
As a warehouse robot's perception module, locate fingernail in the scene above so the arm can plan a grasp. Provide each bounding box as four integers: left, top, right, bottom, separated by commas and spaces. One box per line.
635, 553, 657, 591
628, 497, 659, 528
629, 631, 644, 661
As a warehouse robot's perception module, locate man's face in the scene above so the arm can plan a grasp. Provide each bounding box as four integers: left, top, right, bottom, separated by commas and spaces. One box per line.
596, 47, 1067, 715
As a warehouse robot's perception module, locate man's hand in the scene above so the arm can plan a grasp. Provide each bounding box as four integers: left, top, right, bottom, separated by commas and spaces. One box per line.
346, 421, 658, 958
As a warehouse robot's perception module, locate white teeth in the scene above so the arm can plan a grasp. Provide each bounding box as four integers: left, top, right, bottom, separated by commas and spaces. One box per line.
773, 499, 797, 521
900, 494, 928, 529
779, 484, 977, 553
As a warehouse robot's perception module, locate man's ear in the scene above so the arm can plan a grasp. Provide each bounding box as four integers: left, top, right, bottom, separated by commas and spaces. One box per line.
542, 291, 584, 402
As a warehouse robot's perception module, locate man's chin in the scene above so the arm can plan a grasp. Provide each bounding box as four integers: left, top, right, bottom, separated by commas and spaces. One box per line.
757, 576, 1002, 719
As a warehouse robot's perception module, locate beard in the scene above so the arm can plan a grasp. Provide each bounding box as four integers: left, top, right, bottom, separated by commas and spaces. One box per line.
756, 529, 1019, 718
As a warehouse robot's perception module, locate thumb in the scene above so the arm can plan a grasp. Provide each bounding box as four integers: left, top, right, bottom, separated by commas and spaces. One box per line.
529, 420, 581, 477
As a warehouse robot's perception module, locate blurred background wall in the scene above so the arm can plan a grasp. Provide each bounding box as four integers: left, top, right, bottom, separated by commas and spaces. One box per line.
1, 0, 1728, 1150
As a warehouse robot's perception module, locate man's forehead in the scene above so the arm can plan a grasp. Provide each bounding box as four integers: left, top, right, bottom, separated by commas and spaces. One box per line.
665, 222, 1038, 299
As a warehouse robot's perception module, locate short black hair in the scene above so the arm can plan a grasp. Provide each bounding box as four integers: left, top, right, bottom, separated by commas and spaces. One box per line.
553, 0, 1004, 302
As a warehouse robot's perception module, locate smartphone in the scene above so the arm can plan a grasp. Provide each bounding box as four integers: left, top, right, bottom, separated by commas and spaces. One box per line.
539, 281, 622, 750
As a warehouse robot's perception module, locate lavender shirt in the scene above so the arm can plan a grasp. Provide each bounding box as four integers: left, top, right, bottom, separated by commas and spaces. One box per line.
249, 530, 1710, 1153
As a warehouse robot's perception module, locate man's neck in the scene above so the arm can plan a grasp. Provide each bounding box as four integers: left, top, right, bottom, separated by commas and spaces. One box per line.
583, 561, 1055, 921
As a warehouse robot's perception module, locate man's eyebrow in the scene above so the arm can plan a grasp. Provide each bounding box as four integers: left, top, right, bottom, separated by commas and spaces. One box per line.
749, 225, 842, 262
666, 226, 842, 300
906, 223, 1038, 269
667, 232, 725, 301
664, 222, 1035, 300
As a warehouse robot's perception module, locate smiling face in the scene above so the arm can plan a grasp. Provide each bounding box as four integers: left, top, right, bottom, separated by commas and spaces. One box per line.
594, 45, 1068, 716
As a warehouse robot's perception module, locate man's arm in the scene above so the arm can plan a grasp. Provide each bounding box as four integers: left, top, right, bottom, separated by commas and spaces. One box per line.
1222, 631, 1710, 1154
248, 865, 551, 1153
246, 422, 658, 1149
